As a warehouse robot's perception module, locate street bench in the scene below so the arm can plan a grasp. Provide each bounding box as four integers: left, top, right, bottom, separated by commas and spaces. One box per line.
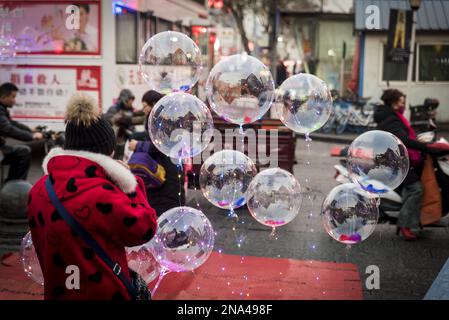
187, 118, 296, 188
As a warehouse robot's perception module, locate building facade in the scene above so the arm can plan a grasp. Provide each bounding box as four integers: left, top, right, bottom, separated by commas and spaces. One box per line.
355, 0, 449, 122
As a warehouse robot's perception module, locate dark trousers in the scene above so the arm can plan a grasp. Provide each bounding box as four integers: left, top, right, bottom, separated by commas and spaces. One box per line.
398, 181, 423, 229
1, 144, 32, 182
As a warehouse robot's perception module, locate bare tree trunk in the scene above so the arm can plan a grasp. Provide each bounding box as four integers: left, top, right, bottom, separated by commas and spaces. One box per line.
268, 0, 278, 83
224, 1, 251, 54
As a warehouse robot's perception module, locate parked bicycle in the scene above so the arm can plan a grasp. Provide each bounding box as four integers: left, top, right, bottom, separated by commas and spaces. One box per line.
322, 90, 378, 134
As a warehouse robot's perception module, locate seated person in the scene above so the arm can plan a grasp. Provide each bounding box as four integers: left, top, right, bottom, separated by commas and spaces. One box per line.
0, 83, 43, 181
127, 90, 185, 216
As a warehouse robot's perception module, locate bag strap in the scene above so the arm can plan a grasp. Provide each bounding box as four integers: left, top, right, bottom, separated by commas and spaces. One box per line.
45, 177, 137, 299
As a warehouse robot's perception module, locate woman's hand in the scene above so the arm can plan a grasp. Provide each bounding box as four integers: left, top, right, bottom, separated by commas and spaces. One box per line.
116, 160, 129, 170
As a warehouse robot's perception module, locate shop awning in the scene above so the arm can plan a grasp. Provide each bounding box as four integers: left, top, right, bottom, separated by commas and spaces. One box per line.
355, 0, 449, 31
138, 0, 209, 25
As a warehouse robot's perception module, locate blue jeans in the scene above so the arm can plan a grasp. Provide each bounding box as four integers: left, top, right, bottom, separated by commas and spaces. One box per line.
398, 181, 423, 229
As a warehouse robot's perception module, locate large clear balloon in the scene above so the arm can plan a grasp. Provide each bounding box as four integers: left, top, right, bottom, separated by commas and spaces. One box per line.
200, 150, 257, 210
148, 92, 214, 160
206, 54, 275, 125
322, 183, 379, 245
0, 31, 17, 60
20, 231, 44, 285
126, 244, 160, 283
277, 73, 332, 134
347, 130, 409, 193
150, 206, 214, 272
139, 31, 202, 93
16, 26, 37, 53
246, 168, 302, 231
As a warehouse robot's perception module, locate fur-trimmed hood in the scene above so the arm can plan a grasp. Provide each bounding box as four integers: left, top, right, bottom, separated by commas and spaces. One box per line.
43, 147, 137, 194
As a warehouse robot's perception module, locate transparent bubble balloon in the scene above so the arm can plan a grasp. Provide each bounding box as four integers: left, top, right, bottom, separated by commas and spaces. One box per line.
0, 33, 17, 61
20, 231, 44, 285
126, 244, 160, 283
139, 31, 202, 93
277, 73, 332, 134
16, 26, 37, 53
347, 130, 409, 194
206, 54, 275, 125
151, 206, 215, 273
246, 168, 302, 235
200, 150, 257, 211
148, 92, 214, 160
322, 183, 379, 245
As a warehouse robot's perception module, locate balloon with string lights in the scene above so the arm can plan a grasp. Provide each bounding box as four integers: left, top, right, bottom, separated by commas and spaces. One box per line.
126, 244, 160, 284
276, 73, 332, 135
246, 168, 302, 237
206, 53, 275, 126
148, 206, 215, 295
139, 31, 202, 93
321, 183, 379, 245
148, 92, 214, 160
276, 73, 332, 239
0, 24, 18, 60
20, 231, 44, 285
16, 26, 37, 53
200, 150, 257, 217
347, 130, 410, 194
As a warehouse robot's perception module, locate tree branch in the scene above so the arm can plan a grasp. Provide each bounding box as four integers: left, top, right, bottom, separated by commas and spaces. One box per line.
223, 0, 251, 54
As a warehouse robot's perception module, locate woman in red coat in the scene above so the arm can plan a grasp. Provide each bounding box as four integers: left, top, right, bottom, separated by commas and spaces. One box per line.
27, 94, 157, 300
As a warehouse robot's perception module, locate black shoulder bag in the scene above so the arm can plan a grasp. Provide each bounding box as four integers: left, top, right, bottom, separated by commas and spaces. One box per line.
45, 177, 151, 300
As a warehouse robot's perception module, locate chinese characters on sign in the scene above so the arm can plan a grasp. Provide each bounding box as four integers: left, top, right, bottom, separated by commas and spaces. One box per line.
0, 65, 101, 119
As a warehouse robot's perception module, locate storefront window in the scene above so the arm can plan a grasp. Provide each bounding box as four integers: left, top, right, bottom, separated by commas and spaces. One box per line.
419, 44, 449, 82
317, 21, 355, 92
277, 18, 318, 76
141, 14, 156, 41
115, 7, 138, 64
157, 19, 172, 33
382, 44, 408, 81
382, 44, 415, 82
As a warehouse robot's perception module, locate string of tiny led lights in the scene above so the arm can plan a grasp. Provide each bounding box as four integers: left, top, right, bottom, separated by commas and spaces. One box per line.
305, 132, 325, 295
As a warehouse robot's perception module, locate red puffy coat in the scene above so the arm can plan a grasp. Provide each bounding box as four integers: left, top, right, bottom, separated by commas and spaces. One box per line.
27, 148, 157, 300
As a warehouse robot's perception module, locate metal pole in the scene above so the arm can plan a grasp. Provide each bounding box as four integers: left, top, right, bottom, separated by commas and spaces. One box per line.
269, 1, 278, 85
405, 8, 417, 116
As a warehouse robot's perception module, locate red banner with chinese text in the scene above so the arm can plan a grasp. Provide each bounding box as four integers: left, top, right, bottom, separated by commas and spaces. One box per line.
0, 65, 101, 119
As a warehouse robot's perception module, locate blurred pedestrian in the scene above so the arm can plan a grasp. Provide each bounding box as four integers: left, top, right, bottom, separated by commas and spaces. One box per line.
276, 58, 287, 87
0, 82, 43, 181
104, 89, 139, 159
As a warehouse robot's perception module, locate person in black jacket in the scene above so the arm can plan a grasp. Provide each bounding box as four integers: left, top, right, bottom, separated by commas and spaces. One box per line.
104, 89, 136, 125
104, 89, 144, 159
127, 90, 185, 216
0, 83, 43, 181
276, 58, 288, 87
374, 89, 449, 240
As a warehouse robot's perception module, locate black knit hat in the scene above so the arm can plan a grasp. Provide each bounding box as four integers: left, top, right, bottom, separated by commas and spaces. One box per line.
64, 94, 116, 156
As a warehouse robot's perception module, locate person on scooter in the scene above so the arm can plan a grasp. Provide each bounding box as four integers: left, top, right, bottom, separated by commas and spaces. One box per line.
374, 89, 449, 240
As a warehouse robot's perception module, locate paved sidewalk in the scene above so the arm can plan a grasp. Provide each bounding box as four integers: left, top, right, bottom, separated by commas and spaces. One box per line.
2, 139, 448, 300
305, 130, 449, 144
